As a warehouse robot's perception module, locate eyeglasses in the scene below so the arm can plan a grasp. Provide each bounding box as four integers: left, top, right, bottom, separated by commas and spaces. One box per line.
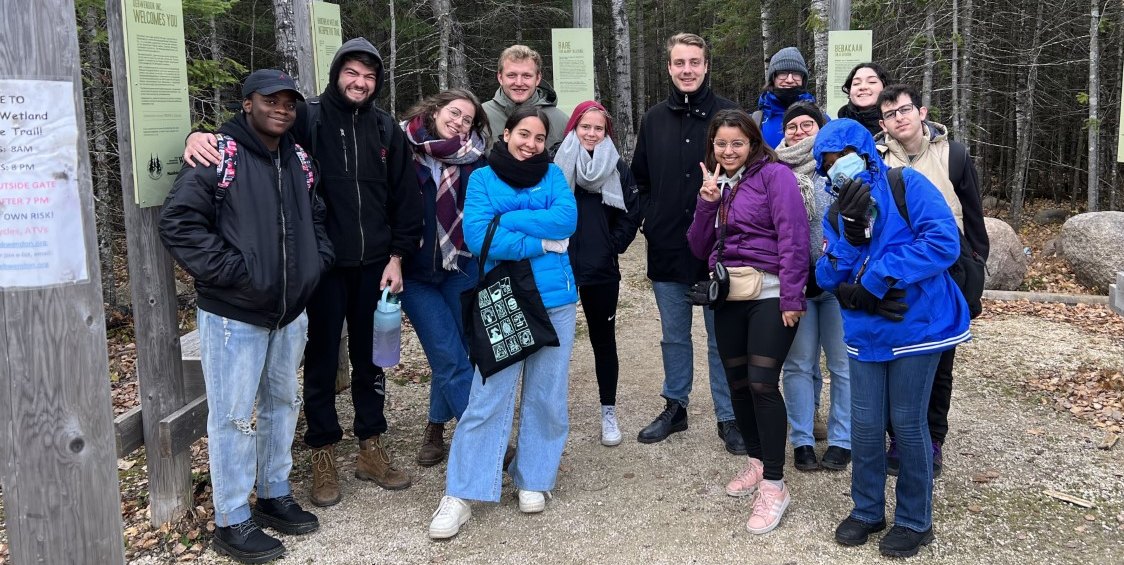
713, 140, 749, 151
881, 104, 916, 121
784, 121, 817, 134
774, 72, 801, 81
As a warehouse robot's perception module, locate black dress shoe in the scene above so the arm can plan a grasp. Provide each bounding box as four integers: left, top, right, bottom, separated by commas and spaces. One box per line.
793, 445, 819, 471
253, 494, 320, 535
213, 519, 285, 564
717, 420, 747, 455
821, 446, 852, 470
637, 399, 688, 443
879, 525, 934, 557
834, 516, 887, 546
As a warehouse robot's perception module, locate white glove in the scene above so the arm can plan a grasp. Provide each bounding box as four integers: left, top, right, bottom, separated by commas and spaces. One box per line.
542, 238, 570, 253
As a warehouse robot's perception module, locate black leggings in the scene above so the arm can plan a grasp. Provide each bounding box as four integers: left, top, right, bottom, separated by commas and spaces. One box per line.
713, 298, 798, 481
579, 283, 620, 406
889, 346, 956, 443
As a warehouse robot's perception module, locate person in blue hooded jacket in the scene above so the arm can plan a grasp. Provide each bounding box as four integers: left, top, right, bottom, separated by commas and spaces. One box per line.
812, 118, 970, 558
754, 47, 817, 148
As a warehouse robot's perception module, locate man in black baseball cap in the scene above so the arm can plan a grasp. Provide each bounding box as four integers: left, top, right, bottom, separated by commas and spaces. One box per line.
242, 68, 306, 102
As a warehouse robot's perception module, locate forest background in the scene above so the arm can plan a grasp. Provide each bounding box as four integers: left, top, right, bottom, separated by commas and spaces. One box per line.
77, 0, 1124, 306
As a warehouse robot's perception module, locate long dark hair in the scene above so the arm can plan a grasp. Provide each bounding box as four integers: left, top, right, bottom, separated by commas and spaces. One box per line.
401, 88, 489, 140
841, 62, 893, 95
704, 109, 777, 172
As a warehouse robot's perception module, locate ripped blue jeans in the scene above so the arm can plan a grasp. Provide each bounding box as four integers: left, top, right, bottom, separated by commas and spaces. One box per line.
197, 308, 308, 527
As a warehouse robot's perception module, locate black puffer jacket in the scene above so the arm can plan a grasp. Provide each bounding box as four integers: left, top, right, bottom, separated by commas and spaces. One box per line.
569, 159, 641, 286
292, 38, 422, 266
631, 80, 738, 283
159, 114, 334, 328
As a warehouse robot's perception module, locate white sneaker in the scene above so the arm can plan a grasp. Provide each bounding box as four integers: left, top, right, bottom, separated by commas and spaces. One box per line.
601, 405, 622, 446
517, 489, 550, 513
429, 495, 471, 539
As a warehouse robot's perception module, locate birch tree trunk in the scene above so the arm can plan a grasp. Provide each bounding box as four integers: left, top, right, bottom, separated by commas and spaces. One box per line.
573, 0, 592, 27
431, 0, 451, 90
388, 0, 397, 112
611, 0, 635, 157
1011, 1, 1047, 230
210, 15, 222, 122
450, 18, 468, 89
1087, 0, 1101, 211
85, 4, 117, 308
951, 0, 961, 139
761, 0, 773, 76
811, 0, 829, 107
634, 0, 647, 117
273, 0, 299, 76
922, 1, 936, 109
959, 0, 974, 145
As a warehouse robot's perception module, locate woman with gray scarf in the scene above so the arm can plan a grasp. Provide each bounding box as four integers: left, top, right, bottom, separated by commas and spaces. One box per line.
553, 101, 641, 447
774, 102, 853, 473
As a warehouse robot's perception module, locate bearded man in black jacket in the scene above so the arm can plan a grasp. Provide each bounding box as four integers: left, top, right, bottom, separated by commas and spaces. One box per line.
630, 33, 745, 455
184, 39, 423, 505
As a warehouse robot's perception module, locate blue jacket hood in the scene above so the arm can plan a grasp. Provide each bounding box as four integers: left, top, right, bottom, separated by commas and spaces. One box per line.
812, 118, 888, 183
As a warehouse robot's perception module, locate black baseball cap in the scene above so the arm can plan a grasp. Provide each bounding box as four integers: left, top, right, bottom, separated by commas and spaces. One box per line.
242, 69, 305, 101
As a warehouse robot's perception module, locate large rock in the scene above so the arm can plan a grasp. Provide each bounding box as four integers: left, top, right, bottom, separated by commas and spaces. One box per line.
984, 217, 1027, 291
1033, 207, 1069, 225
1060, 211, 1124, 292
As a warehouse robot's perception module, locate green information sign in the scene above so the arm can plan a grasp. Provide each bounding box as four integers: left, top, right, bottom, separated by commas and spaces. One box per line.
551, 28, 595, 117
120, 0, 192, 207
311, 1, 342, 95
827, 30, 873, 119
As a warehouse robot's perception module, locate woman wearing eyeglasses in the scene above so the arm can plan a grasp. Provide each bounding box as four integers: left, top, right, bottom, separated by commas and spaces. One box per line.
686, 109, 808, 534
754, 47, 816, 148
774, 102, 852, 475
837, 63, 893, 135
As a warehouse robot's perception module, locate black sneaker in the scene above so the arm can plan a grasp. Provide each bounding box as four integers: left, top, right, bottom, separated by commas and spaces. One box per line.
821, 446, 852, 471
835, 516, 887, 546
717, 420, 747, 455
212, 519, 285, 564
793, 445, 819, 471
637, 398, 688, 443
253, 494, 320, 535
879, 525, 934, 558
886, 436, 900, 476
932, 440, 944, 479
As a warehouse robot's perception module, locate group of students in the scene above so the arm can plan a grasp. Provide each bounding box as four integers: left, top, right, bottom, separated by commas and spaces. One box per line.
157, 30, 986, 565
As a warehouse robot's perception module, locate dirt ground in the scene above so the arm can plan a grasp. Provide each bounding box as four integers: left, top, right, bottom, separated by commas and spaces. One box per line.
126, 238, 1123, 565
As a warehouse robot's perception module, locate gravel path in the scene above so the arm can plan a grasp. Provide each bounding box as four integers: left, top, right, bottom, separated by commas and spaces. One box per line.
145, 240, 1124, 565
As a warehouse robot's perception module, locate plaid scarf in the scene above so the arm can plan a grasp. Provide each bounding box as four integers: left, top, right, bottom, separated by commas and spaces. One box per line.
402, 116, 486, 270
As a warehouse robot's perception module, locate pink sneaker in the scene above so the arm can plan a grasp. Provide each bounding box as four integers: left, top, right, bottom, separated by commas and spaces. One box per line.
746, 480, 791, 534
725, 457, 764, 497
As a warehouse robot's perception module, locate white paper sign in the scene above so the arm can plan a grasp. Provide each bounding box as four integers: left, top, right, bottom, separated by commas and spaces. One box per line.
0, 79, 89, 288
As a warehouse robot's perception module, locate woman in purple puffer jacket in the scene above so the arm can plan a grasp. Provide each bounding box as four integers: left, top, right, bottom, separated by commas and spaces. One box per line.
686, 108, 809, 535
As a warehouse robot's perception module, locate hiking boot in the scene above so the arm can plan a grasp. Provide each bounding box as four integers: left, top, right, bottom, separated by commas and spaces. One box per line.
725, 457, 764, 498
517, 489, 551, 513
503, 444, 516, 470
601, 405, 622, 446
886, 436, 900, 476
212, 519, 284, 564
813, 409, 828, 441
417, 422, 446, 467
745, 480, 791, 535
793, 445, 819, 471
821, 446, 852, 471
718, 420, 748, 455
637, 399, 687, 443
253, 494, 319, 535
428, 496, 471, 540
879, 525, 934, 558
309, 445, 341, 507
932, 440, 944, 479
356, 435, 412, 490
835, 516, 887, 546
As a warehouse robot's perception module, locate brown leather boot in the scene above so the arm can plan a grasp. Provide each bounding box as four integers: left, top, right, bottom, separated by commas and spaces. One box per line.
309, 445, 341, 507
355, 435, 412, 490
416, 422, 446, 467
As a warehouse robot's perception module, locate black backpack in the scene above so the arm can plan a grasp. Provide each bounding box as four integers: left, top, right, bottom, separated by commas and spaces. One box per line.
828, 167, 985, 319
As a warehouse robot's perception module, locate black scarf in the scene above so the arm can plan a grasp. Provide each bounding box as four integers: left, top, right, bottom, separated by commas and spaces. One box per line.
487, 139, 551, 189
837, 103, 883, 136
772, 87, 808, 107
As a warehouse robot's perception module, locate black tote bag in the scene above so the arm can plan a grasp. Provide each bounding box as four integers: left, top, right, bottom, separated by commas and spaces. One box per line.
461, 216, 559, 379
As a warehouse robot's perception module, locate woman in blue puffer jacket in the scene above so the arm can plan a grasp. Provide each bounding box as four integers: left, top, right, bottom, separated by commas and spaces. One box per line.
813, 118, 969, 558
427, 105, 578, 541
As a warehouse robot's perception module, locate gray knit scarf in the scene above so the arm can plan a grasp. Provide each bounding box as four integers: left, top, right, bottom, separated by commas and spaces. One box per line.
775, 136, 818, 223
553, 131, 627, 211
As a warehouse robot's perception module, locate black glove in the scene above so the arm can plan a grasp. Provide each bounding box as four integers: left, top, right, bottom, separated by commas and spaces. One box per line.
836, 284, 909, 321
836, 178, 872, 246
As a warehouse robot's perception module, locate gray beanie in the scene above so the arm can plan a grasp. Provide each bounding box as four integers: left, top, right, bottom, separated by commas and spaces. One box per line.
766, 47, 808, 83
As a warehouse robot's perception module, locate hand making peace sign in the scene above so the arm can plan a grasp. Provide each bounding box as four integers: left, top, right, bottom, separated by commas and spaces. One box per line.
698, 162, 722, 202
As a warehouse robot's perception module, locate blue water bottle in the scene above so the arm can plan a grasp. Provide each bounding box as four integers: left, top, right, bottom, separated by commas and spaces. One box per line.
372, 287, 402, 367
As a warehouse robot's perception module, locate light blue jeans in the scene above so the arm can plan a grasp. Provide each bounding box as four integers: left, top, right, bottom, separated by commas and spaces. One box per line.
651, 281, 734, 422
849, 353, 941, 532
401, 260, 479, 424
782, 292, 851, 448
197, 309, 307, 527
445, 303, 577, 502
